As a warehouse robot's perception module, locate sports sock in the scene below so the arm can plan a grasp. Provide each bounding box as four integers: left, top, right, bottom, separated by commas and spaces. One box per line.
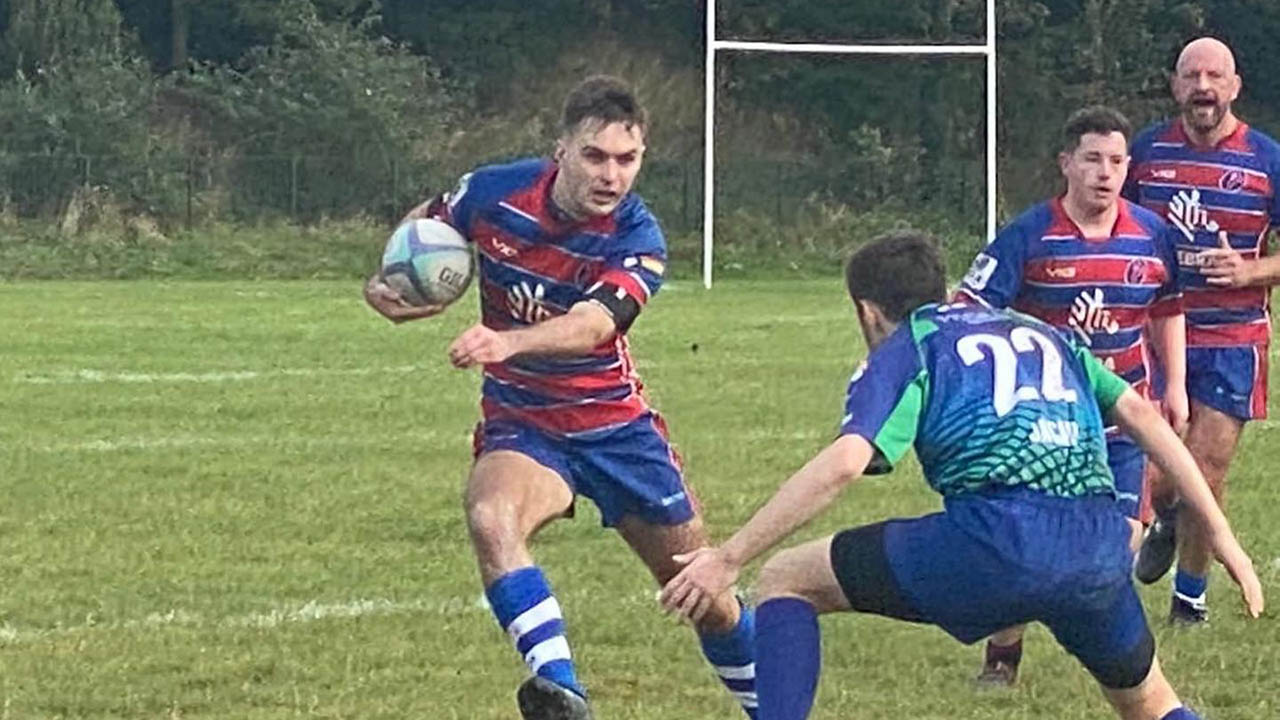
985, 637, 1023, 667
1161, 706, 1201, 719
699, 602, 758, 719
1174, 568, 1208, 607
485, 566, 584, 698
756, 597, 821, 720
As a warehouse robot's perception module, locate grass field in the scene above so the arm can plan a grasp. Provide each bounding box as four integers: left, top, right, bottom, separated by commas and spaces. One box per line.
1, 279, 1277, 719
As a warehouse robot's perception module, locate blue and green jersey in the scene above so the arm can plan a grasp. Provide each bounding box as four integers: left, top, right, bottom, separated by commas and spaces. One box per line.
840, 303, 1130, 499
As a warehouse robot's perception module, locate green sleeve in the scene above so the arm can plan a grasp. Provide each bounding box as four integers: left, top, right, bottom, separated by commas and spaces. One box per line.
1073, 346, 1129, 413
865, 371, 925, 473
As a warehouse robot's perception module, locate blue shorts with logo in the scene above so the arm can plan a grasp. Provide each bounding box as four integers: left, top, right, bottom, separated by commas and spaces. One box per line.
472, 412, 695, 527
830, 490, 1153, 687
1187, 346, 1268, 421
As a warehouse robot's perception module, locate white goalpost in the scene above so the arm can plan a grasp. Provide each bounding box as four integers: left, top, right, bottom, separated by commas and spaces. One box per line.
702, 0, 998, 288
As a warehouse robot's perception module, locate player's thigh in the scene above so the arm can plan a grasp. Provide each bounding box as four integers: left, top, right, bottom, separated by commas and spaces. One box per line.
756, 535, 851, 614
467, 449, 574, 541
614, 513, 710, 585
1185, 399, 1245, 486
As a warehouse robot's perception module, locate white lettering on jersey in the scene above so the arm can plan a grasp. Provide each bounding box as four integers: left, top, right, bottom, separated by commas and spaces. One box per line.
508, 281, 551, 324
1166, 188, 1220, 242
964, 253, 998, 291
1029, 418, 1080, 447
1067, 288, 1119, 346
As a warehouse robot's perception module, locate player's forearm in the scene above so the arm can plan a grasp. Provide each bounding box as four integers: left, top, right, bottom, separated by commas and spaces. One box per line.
504, 303, 616, 357
721, 435, 872, 568
1149, 313, 1186, 388
1110, 391, 1230, 535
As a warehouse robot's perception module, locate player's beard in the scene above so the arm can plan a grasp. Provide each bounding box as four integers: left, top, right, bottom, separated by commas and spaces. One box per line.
1181, 98, 1229, 135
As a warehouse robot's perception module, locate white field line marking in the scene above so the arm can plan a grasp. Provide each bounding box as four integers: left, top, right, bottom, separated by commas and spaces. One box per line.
13, 365, 432, 385
27, 431, 456, 454
0, 590, 660, 646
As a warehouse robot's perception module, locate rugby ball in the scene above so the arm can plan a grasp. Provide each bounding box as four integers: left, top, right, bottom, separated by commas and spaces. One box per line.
380, 218, 474, 307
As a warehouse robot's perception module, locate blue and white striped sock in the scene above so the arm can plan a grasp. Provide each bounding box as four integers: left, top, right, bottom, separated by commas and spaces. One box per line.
700, 603, 758, 719
1174, 569, 1208, 609
485, 566, 584, 698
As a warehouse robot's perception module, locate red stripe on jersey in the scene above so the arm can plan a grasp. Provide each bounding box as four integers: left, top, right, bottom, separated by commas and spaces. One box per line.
1024, 257, 1166, 286
481, 394, 648, 435
485, 363, 629, 397
1093, 342, 1146, 379
598, 268, 650, 305
1137, 161, 1271, 194
1163, 119, 1253, 153
1182, 286, 1268, 310
1202, 208, 1271, 236
1150, 295, 1184, 318
1187, 322, 1271, 346
1014, 302, 1153, 331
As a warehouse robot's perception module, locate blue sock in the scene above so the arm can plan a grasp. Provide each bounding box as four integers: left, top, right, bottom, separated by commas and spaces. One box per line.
756, 598, 821, 720
699, 602, 758, 719
485, 566, 584, 698
1162, 706, 1201, 720
1174, 568, 1208, 604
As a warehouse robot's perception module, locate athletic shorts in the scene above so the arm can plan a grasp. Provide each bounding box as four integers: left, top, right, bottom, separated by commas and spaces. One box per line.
829, 490, 1155, 689
472, 412, 695, 527
1187, 346, 1268, 421
1107, 436, 1145, 520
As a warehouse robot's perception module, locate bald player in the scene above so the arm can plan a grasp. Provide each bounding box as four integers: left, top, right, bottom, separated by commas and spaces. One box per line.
1124, 37, 1280, 624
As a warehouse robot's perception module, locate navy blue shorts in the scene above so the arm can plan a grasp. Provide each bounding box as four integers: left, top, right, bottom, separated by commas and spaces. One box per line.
473, 413, 695, 527
830, 490, 1154, 688
1187, 346, 1268, 421
1107, 436, 1145, 520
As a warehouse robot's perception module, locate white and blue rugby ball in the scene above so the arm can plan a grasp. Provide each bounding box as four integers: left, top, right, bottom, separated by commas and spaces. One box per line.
380, 218, 474, 307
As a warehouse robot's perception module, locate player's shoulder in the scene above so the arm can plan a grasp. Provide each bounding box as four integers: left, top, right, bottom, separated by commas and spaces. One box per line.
610, 193, 665, 251
460, 157, 552, 206
1130, 119, 1176, 152
1242, 125, 1280, 162
1122, 198, 1169, 233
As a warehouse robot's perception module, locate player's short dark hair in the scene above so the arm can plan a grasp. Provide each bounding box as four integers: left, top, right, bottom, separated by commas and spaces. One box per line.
561, 75, 648, 137
845, 231, 947, 322
1061, 106, 1132, 152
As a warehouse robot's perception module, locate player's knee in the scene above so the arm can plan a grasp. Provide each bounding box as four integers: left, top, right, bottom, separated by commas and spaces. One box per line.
464, 493, 519, 545
755, 548, 811, 603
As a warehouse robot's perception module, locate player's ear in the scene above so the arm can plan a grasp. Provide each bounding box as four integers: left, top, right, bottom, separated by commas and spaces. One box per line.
553, 139, 567, 164
1057, 151, 1071, 177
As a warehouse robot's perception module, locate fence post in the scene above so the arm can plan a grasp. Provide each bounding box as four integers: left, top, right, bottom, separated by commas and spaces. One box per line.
186, 154, 194, 230
83, 155, 91, 188
290, 155, 299, 219
775, 161, 783, 225
680, 159, 689, 231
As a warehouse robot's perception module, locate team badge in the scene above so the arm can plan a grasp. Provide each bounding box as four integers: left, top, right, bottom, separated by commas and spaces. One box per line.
1124, 258, 1151, 285
1219, 169, 1246, 192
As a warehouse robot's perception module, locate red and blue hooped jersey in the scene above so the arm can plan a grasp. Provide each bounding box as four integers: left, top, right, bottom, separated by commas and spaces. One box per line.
433, 158, 667, 437
956, 198, 1182, 397
1124, 119, 1280, 347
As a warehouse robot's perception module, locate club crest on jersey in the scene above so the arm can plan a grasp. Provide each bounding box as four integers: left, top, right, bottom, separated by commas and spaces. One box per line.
1166, 189, 1220, 242
1219, 169, 1247, 192
1124, 258, 1152, 285
507, 281, 551, 323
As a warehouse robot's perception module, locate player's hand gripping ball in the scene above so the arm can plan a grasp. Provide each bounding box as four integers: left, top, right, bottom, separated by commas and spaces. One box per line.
380, 218, 474, 307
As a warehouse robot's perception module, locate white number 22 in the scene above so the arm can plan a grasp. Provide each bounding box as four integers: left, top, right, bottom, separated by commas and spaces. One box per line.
955, 327, 1079, 417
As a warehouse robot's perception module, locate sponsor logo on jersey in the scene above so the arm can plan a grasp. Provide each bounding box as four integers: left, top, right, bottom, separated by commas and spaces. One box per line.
964, 253, 998, 290
1166, 188, 1220, 242
1219, 169, 1247, 192
507, 281, 551, 323
483, 235, 519, 258
1068, 288, 1119, 345
1045, 264, 1078, 279
1152, 169, 1177, 180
